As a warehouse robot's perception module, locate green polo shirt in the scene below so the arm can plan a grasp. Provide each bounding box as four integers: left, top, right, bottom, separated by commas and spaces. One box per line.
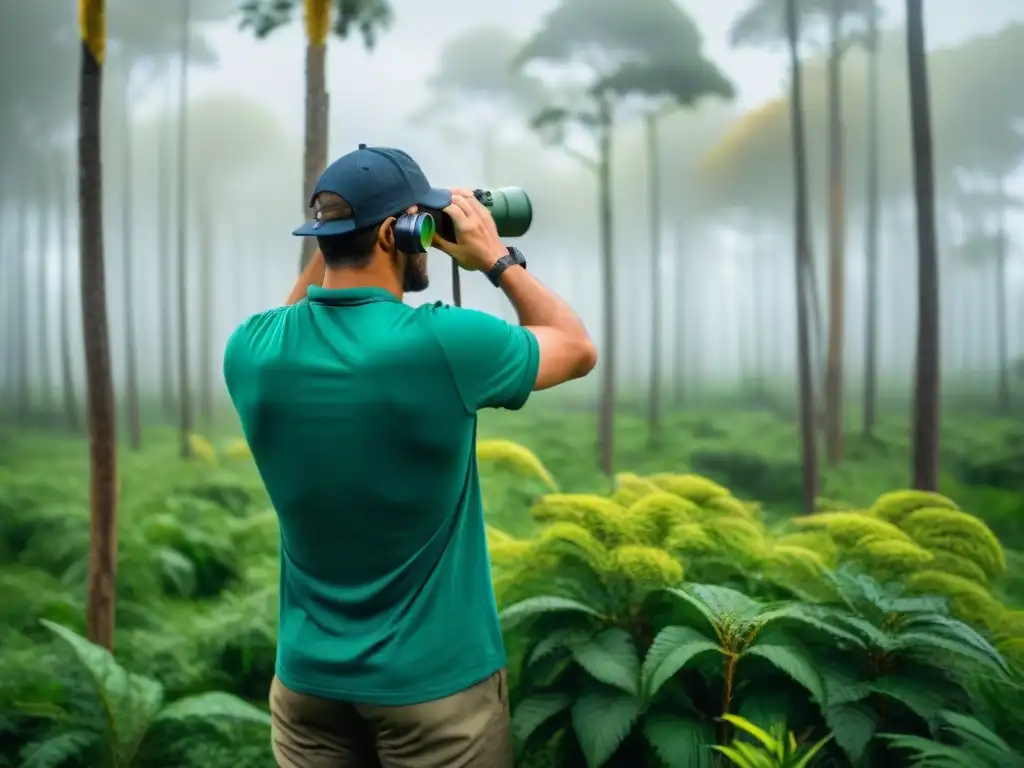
223, 286, 539, 705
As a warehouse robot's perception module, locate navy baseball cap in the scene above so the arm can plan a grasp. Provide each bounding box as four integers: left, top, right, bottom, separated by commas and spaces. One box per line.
292, 144, 453, 237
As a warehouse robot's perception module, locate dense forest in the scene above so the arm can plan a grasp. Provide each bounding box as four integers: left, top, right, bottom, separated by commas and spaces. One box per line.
1, 0, 1023, 766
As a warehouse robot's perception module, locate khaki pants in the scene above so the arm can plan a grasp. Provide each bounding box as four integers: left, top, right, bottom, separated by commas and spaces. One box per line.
269, 671, 514, 768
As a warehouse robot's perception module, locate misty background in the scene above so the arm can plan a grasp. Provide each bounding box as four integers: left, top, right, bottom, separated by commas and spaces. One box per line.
3, 0, 1024, 414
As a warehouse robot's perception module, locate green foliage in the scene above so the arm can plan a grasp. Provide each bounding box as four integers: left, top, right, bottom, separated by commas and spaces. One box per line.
2, 408, 1023, 768
239, 0, 393, 47
714, 714, 832, 767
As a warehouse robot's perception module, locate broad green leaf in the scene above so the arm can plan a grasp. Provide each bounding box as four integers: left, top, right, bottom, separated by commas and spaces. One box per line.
527, 627, 593, 669
742, 641, 824, 704
894, 631, 1009, 676
642, 713, 714, 768
500, 595, 604, 631
511, 692, 573, 753
824, 702, 877, 763
827, 613, 893, 649
641, 626, 721, 700
756, 604, 865, 648
41, 620, 164, 764
571, 682, 642, 767
688, 583, 762, 620
868, 677, 945, 728
818, 661, 871, 707
900, 615, 1009, 671
154, 691, 271, 726
571, 627, 641, 696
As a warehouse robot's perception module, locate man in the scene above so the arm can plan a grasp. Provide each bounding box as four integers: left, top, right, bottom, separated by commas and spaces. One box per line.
223, 144, 596, 768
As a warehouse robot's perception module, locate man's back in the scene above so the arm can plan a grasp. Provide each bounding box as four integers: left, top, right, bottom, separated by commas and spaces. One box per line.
224, 285, 538, 705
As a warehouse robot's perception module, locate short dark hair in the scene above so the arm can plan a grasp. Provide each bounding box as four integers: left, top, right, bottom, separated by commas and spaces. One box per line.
313, 192, 382, 268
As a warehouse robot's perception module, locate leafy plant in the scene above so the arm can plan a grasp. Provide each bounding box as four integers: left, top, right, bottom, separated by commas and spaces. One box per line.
882, 710, 1024, 767
713, 714, 832, 768
11, 621, 271, 768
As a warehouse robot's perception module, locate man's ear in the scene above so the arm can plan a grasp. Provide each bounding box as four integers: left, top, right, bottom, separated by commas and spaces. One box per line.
377, 217, 397, 252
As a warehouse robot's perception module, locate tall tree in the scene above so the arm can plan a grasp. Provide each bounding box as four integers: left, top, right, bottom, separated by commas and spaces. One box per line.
906, 0, 941, 490
57, 151, 81, 433
176, 0, 194, 459
787, 0, 820, 514
240, 0, 394, 273
516, 0, 732, 475
119, 70, 142, 450
79, 0, 119, 650
861, 0, 881, 437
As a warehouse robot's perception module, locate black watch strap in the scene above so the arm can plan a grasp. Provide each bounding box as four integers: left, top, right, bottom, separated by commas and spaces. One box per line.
486, 247, 527, 288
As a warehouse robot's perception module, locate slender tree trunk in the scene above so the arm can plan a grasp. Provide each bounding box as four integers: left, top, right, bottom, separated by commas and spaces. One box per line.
752, 236, 766, 399
597, 94, 616, 476
673, 227, 686, 406
906, 0, 941, 491
79, 6, 119, 651
121, 81, 142, 450
176, 0, 194, 458
863, 4, 881, 438
824, 0, 846, 464
996, 179, 1010, 411
158, 69, 175, 418
787, 0, 819, 514
38, 185, 54, 421
57, 154, 80, 432
300, 0, 330, 272
646, 113, 662, 447
15, 196, 31, 419
198, 201, 214, 424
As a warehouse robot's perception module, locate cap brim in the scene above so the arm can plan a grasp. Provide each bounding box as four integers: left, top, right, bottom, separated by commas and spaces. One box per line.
292, 217, 358, 237
418, 188, 452, 211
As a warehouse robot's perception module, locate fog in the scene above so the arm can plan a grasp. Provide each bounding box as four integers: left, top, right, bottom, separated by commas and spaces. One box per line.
2, 0, 1024, 419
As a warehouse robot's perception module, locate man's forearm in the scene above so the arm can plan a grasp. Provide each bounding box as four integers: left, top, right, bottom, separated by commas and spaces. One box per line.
500, 266, 590, 341
286, 250, 326, 305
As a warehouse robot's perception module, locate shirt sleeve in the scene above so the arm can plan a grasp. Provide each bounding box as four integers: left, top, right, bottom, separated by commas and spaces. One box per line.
429, 305, 540, 413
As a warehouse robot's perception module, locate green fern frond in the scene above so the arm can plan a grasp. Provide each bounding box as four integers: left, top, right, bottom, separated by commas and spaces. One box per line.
476, 439, 559, 491
793, 511, 914, 548
664, 521, 717, 554
532, 522, 612, 572
870, 489, 959, 526
899, 507, 1005, 582
610, 545, 684, 589
647, 473, 730, 504
701, 495, 757, 520
775, 532, 839, 567
903, 571, 1005, 631
531, 495, 633, 546
848, 535, 934, 574
610, 473, 662, 506
702, 516, 769, 559
625, 492, 701, 546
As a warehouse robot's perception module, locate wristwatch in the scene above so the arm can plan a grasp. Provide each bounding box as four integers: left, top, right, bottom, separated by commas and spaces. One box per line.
485, 246, 527, 288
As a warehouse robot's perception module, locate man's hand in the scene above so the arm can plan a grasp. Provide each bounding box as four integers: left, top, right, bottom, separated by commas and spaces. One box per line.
432, 189, 506, 272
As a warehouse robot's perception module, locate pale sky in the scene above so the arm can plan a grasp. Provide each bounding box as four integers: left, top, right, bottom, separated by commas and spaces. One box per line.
157, 0, 1024, 149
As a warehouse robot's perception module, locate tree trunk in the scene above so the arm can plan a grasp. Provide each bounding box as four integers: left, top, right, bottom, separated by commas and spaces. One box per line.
79, 11, 119, 651
786, 0, 819, 514
863, 2, 880, 438
158, 69, 175, 419
645, 113, 662, 447
198, 200, 214, 424
673, 220, 686, 406
121, 81, 142, 450
597, 94, 616, 476
996, 178, 1010, 411
57, 154, 80, 433
752, 235, 766, 400
15, 195, 31, 419
906, 0, 941, 491
38, 183, 54, 421
824, 0, 846, 464
300, 1, 330, 273
176, 0, 194, 459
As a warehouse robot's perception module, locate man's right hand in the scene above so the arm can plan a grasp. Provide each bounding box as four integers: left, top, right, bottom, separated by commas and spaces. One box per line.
432, 189, 507, 273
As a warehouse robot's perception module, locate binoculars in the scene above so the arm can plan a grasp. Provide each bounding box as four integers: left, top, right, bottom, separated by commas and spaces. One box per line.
394, 187, 533, 254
